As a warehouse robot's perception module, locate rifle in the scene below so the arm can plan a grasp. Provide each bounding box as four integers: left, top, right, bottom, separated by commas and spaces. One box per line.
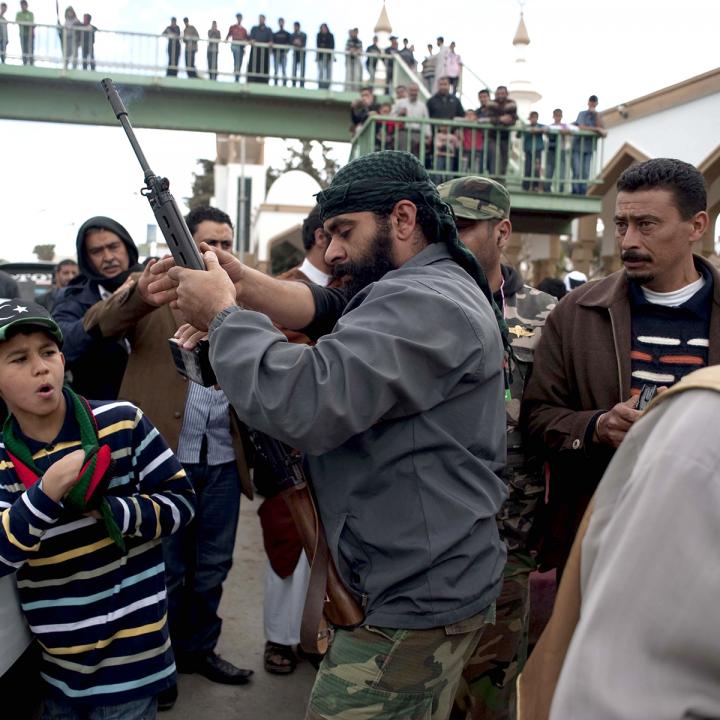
250, 431, 365, 654
100, 77, 216, 387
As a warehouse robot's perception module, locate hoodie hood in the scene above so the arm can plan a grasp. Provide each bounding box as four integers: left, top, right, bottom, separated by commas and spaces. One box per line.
75, 216, 140, 292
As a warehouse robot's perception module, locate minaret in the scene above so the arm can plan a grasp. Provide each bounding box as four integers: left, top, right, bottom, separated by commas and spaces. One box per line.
508, 11, 541, 121
373, 2, 392, 93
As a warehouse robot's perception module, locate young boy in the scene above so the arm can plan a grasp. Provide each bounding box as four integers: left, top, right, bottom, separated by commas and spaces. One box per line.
0, 303, 195, 719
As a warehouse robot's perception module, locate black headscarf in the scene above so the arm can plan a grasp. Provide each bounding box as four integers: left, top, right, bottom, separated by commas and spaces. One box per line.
315, 151, 508, 341
75, 216, 141, 292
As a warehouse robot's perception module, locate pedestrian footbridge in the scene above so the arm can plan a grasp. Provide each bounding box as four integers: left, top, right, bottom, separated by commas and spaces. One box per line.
1, 21, 602, 234
0, 21, 416, 141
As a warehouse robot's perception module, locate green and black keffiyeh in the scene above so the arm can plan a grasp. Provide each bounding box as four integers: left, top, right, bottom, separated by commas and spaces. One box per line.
3, 386, 125, 551
316, 151, 508, 343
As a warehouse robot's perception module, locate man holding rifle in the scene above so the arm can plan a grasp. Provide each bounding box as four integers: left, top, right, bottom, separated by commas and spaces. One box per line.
149, 150, 508, 720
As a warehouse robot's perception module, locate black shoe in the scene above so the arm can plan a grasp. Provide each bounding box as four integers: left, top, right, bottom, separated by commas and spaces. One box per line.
296, 645, 324, 670
158, 683, 178, 712
180, 651, 254, 685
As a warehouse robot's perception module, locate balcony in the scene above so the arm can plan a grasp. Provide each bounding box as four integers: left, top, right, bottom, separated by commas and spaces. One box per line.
350, 116, 604, 233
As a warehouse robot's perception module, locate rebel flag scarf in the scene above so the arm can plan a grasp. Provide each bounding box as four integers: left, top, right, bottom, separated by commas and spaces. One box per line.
3, 387, 125, 551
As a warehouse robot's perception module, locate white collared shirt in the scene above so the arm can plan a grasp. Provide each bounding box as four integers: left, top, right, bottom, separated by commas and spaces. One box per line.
299, 258, 332, 287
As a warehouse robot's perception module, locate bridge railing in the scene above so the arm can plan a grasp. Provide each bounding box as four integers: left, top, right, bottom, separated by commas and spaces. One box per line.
1, 20, 415, 93
351, 115, 605, 194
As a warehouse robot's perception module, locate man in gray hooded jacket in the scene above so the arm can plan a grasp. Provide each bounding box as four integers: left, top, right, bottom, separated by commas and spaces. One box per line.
148, 151, 507, 719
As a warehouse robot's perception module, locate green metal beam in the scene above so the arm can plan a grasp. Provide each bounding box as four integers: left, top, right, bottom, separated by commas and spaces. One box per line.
0, 65, 356, 141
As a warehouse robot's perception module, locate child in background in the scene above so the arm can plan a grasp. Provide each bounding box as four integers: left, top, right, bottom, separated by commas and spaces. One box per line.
375, 102, 404, 150
461, 109, 484, 173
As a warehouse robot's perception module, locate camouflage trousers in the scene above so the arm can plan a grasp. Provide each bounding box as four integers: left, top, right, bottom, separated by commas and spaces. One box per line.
450, 552, 535, 720
306, 609, 492, 720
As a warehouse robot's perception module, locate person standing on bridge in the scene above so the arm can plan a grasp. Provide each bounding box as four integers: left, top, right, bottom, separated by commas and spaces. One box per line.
344, 27, 363, 91
272, 18, 291, 86
183, 17, 199, 79
61, 6, 82, 70
316, 22, 334, 89
16, 0, 34, 65
0, 3, 9, 64
226, 12, 247, 83
248, 14, 272, 84
163, 16, 181, 76
290, 21, 306, 87
80, 13, 96, 71
207, 20, 220, 80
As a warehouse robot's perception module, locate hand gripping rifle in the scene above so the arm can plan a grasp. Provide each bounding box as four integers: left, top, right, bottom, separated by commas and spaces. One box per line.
101, 77, 216, 387
250, 431, 365, 654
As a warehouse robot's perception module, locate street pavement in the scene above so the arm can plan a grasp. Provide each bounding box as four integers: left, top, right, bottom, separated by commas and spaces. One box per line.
166, 496, 316, 719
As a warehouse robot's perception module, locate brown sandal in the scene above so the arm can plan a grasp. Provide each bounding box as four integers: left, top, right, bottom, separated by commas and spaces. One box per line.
263, 641, 296, 674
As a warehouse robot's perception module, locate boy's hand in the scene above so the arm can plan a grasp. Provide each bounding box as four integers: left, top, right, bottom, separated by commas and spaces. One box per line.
41, 450, 86, 502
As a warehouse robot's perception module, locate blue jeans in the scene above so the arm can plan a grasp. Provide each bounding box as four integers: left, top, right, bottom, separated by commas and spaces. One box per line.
163, 461, 242, 658
231, 45, 245, 81
545, 147, 567, 192
317, 52, 332, 89
274, 49, 288, 85
572, 149, 593, 194
42, 695, 157, 720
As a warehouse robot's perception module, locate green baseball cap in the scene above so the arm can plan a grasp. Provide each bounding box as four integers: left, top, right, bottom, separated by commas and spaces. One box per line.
0, 301, 63, 347
438, 176, 511, 221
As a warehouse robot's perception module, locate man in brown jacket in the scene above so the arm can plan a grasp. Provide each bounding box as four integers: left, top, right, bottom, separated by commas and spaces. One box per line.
82, 206, 254, 709
521, 158, 719, 579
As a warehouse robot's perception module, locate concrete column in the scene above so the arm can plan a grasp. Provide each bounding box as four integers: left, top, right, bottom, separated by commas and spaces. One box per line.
531, 234, 561, 285
571, 215, 597, 276
503, 231, 524, 271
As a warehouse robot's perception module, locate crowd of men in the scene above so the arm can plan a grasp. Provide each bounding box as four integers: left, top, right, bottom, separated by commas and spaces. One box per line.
0, 4, 465, 94
164, 16, 463, 90
350, 82, 606, 192
1, 151, 717, 720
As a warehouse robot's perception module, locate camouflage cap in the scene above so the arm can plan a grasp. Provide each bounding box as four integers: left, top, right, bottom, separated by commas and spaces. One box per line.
438, 176, 511, 221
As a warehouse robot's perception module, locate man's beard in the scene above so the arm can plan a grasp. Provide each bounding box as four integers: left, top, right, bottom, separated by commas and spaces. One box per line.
621, 249, 655, 285
332, 219, 397, 297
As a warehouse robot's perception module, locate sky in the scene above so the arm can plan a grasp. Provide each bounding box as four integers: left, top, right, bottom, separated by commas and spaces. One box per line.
0, 0, 719, 262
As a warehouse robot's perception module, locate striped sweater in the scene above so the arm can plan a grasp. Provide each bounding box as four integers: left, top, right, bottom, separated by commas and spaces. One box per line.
0, 397, 195, 706
629, 267, 712, 394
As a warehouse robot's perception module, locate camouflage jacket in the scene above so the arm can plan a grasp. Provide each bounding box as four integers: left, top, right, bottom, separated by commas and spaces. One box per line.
497, 267, 556, 553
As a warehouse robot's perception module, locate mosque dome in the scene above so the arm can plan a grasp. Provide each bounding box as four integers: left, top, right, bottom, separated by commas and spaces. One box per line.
265, 170, 322, 205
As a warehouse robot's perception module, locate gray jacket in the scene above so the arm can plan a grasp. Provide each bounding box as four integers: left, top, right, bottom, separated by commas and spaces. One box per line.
210, 244, 507, 628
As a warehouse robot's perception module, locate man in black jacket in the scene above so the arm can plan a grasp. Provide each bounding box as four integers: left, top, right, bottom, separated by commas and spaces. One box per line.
272, 17, 291, 86
427, 76, 464, 119
248, 14, 272, 83
52, 217, 140, 400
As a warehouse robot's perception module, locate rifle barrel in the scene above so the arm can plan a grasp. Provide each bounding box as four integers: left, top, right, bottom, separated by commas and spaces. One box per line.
101, 77, 154, 179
